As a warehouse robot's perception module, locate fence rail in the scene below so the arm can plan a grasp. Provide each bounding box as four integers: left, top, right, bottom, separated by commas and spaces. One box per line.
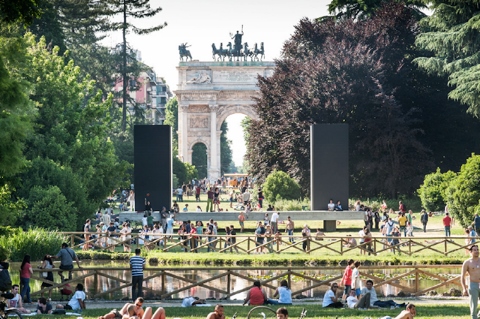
59, 232, 475, 256
30, 265, 461, 300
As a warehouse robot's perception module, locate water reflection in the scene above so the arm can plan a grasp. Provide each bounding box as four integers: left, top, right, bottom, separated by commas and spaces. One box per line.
10, 262, 461, 300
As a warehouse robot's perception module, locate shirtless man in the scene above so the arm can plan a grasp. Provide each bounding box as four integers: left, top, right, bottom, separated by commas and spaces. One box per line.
380, 304, 416, 319
462, 244, 480, 319
206, 304, 225, 319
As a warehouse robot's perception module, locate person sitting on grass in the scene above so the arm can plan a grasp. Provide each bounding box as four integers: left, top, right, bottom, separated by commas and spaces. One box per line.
379, 303, 416, 319
266, 280, 292, 305
243, 280, 267, 306
346, 289, 370, 309
36, 297, 52, 314
361, 280, 406, 309
322, 282, 343, 308
7, 285, 30, 314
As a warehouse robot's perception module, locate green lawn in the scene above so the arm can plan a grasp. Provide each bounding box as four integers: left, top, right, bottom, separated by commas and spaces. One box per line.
61, 304, 474, 319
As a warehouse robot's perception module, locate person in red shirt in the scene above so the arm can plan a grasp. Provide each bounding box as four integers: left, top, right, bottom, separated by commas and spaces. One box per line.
243, 280, 267, 305
443, 213, 452, 237
341, 259, 355, 301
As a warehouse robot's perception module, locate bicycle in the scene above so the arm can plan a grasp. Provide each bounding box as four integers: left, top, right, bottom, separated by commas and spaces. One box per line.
0, 293, 23, 319
234, 306, 306, 319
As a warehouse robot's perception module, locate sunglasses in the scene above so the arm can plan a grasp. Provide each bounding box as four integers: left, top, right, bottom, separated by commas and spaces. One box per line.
135, 303, 143, 307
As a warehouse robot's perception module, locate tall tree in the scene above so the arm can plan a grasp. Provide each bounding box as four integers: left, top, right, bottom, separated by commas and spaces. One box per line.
14, 33, 128, 228
328, 0, 426, 20
414, 1, 480, 117
247, 2, 433, 197
0, 0, 42, 24
104, 0, 167, 132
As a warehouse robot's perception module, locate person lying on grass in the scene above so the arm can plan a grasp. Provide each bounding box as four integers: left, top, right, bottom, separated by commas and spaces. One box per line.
98, 297, 165, 319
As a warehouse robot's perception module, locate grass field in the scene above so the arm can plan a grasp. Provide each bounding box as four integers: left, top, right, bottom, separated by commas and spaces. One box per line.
45, 304, 475, 319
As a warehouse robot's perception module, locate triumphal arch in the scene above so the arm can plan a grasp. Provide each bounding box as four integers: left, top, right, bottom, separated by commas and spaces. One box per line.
175, 61, 275, 179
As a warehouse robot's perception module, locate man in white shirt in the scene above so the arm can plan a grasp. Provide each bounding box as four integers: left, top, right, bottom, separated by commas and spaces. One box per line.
361, 280, 405, 308
322, 282, 343, 308
346, 289, 370, 309
270, 212, 280, 233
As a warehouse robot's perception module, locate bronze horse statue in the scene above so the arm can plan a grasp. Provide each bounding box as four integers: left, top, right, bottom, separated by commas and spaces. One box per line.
212, 43, 228, 61
179, 43, 192, 61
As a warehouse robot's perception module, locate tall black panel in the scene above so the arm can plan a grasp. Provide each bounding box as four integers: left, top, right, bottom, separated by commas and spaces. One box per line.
134, 125, 172, 212
311, 124, 349, 230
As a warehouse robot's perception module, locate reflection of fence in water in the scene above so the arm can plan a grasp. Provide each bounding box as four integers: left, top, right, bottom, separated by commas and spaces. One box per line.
25, 264, 463, 300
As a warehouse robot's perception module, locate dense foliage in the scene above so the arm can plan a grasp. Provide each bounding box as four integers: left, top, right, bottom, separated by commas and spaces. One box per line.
0, 228, 66, 262
444, 154, 480, 228
247, 3, 433, 198
415, 1, 480, 117
262, 170, 302, 203
417, 168, 456, 212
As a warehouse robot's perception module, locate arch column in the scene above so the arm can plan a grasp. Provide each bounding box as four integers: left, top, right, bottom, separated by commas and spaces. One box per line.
208, 104, 220, 180
178, 104, 189, 163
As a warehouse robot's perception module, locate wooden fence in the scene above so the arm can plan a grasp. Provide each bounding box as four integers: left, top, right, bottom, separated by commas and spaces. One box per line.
60, 232, 475, 256
31, 265, 461, 300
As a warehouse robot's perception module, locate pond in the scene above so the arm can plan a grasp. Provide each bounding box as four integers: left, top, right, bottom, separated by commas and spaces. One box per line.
9, 261, 461, 301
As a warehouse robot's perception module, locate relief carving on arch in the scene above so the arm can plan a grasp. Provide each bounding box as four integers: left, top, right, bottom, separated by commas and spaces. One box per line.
188, 105, 210, 113
189, 115, 209, 128
181, 93, 217, 101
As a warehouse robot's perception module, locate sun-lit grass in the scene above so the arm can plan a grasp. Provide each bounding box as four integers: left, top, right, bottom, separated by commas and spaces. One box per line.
60, 304, 473, 319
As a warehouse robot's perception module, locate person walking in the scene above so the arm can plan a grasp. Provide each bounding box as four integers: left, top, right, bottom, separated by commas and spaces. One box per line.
420, 210, 428, 233
130, 248, 145, 301
285, 216, 295, 244
19, 254, 33, 303
443, 212, 452, 237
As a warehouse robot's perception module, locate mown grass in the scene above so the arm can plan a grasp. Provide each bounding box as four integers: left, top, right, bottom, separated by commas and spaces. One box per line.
42, 304, 473, 319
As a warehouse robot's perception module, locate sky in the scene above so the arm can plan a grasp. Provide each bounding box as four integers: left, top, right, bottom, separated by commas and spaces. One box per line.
102, 0, 332, 166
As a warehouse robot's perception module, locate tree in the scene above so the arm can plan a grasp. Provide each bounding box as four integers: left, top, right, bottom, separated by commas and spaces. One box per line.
12, 33, 127, 228
103, 0, 167, 132
0, 0, 42, 24
328, 0, 426, 21
247, 3, 433, 198
192, 143, 207, 179
164, 97, 178, 154
220, 121, 233, 175
415, 1, 480, 117
417, 168, 456, 212
445, 154, 480, 227
262, 170, 302, 203
24, 185, 76, 230
0, 30, 35, 178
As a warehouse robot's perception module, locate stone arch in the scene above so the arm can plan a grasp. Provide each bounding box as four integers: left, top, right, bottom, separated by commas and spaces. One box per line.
175, 61, 275, 180
216, 104, 259, 131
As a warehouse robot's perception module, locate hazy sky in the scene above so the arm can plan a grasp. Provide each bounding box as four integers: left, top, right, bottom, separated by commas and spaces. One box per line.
102, 0, 331, 166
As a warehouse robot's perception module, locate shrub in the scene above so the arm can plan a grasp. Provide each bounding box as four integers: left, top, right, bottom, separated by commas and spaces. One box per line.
0, 228, 66, 262
24, 185, 77, 231
445, 154, 480, 227
262, 170, 302, 203
417, 168, 456, 212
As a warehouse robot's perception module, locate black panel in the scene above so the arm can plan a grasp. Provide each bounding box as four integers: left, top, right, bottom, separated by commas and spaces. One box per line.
311, 124, 349, 211
134, 125, 172, 212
